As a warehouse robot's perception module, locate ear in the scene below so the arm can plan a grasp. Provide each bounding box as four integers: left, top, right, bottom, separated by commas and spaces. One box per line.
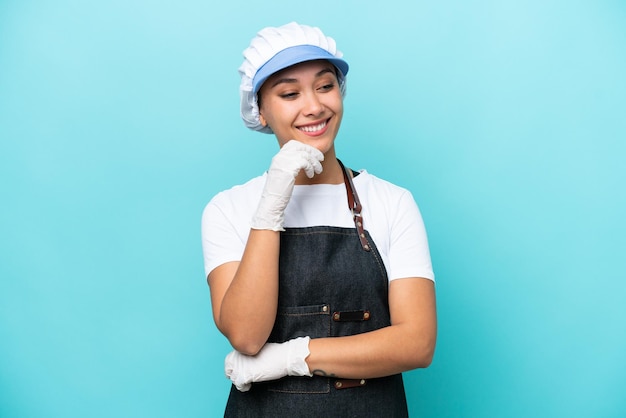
259, 113, 267, 127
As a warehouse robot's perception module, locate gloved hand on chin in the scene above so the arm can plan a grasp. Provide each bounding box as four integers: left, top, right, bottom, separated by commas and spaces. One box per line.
251, 140, 324, 231
225, 336, 312, 392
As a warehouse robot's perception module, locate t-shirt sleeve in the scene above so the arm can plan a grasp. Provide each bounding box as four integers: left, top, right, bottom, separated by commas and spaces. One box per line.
388, 190, 435, 282
201, 197, 247, 278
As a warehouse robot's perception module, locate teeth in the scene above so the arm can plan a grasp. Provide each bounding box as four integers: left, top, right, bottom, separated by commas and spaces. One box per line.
299, 121, 326, 132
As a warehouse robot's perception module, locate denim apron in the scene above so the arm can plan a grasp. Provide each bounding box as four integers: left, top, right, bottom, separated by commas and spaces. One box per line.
224, 161, 409, 417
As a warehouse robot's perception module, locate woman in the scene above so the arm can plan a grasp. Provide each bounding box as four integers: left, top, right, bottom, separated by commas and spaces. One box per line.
201, 22, 437, 417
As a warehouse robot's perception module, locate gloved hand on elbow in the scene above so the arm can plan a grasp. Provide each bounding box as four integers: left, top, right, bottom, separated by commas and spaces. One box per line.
224, 336, 312, 392
250, 140, 324, 231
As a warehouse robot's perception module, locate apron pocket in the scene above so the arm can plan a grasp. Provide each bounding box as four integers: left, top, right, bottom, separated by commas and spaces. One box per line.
264, 304, 331, 394
263, 375, 330, 394
268, 303, 331, 343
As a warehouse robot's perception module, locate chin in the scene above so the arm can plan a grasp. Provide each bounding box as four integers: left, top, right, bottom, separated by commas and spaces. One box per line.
300, 131, 338, 152
303, 138, 335, 155
277, 131, 337, 155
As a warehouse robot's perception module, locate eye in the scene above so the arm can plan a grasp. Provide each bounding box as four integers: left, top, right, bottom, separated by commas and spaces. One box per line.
279, 91, 299, 99
318, 82, 335, 92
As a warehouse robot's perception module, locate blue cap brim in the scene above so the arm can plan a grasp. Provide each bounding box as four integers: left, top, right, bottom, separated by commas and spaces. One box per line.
252, 45, 349, 94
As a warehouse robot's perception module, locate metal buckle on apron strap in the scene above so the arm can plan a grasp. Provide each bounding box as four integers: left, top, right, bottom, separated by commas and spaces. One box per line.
332, 310, 371, 322
334, 378, 367, 389
338, 159, 371, 252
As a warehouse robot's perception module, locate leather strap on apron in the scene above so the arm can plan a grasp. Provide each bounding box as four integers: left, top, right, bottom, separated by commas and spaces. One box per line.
338, 159, 371, 252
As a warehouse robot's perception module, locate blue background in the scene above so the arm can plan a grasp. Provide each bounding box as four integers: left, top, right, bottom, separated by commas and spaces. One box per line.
1, 1, 625, 417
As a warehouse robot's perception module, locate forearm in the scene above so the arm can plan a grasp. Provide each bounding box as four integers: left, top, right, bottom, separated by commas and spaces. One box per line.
208, 141, 325, 354
306, 322, 436, 379
218, 229, 280, 354
306, 278, 437, 378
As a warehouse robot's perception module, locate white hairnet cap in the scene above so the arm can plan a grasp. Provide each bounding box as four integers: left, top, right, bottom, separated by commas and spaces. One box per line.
239, 22, 349, 134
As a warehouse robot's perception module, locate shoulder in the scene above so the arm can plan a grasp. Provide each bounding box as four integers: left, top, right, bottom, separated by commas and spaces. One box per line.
353, 170, 416, 205
352, 169, 426, 237
351, 169, 423, 232
349, 169, 434, 282
201, 174, 266, 229
204, 175, 265, 212
355, 170, 410, 191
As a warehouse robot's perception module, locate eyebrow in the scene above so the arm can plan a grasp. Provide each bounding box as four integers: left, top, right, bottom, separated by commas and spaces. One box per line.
268, 67, 336, 89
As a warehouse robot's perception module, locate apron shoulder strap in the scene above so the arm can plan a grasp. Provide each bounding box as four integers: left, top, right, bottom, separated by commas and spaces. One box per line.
337, 159, 371, 252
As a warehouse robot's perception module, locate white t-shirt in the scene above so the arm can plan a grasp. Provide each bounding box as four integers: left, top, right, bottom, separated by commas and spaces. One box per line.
201, 170, 434, 283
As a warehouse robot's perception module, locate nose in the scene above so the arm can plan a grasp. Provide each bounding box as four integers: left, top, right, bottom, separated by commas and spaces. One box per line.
302, 91, 324, 116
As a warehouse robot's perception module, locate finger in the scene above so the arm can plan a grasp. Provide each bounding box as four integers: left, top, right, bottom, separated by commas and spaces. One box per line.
234, 372, 252, 392
302, 147, 324, 176
311, 158, 323, 175
287, 153, 315, 178
282, 140, 324, 162
305, 154, 323, 177
281, 139, 299, 151
302, 159, 315, 178
236, 382, 252, 392
305, 145, 324, 162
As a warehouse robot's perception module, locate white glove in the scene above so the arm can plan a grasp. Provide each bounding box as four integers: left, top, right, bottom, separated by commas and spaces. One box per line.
251, 140, 324, 231
225, 336, 312, 392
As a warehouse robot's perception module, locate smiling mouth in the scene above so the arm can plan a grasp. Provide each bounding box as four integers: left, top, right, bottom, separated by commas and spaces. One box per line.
297, 119, 329, 133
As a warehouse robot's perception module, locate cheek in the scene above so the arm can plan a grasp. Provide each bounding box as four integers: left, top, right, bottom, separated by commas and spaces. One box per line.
258, 101, 277, 127
261, 103, 294, 132
335, 94, 344, 113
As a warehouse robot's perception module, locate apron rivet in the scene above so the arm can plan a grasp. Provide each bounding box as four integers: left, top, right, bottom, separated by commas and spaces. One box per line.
335, 381, 343, 388
322, 305, 328, 312
360, 379, 366, 385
